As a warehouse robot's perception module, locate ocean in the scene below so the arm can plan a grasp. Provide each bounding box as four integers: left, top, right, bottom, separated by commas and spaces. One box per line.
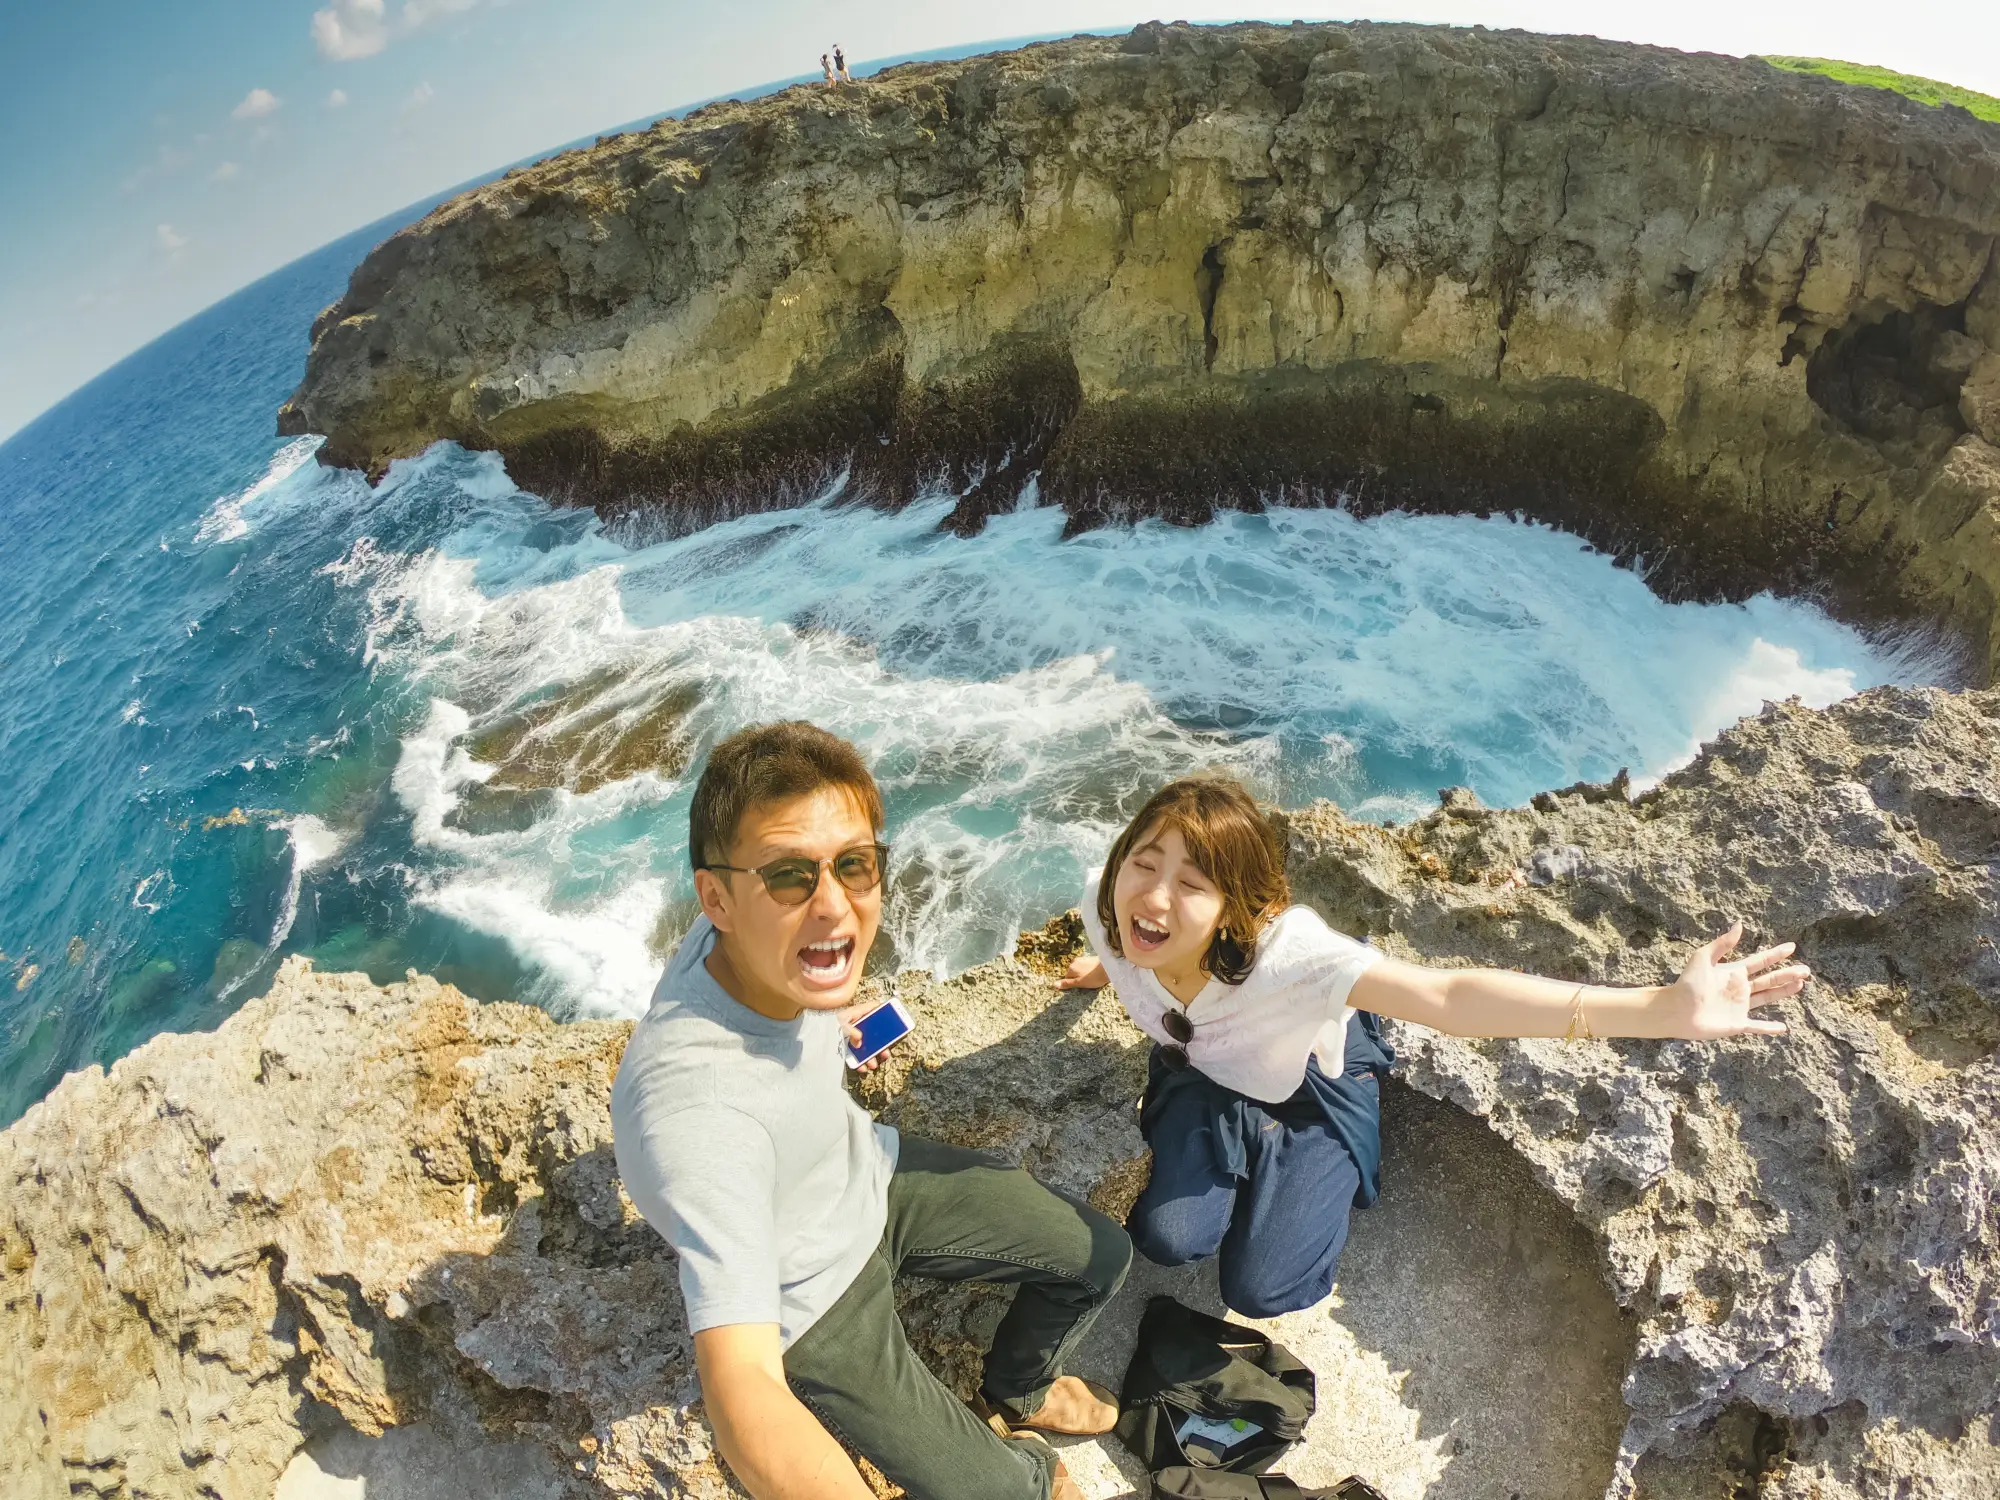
0, 200, 1944, 1127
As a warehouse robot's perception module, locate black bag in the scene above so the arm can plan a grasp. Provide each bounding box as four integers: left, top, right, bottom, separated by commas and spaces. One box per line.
1152, 1471, 1389, 1500
1116, 1296, 1317, 1476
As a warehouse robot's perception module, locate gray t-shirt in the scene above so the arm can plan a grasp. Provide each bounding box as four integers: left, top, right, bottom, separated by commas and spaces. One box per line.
611, 916, 898, 1345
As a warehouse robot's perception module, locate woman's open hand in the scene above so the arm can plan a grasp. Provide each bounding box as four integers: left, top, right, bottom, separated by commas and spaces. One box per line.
1057, 954, 1109, 991
1659, 924, 1808, 1039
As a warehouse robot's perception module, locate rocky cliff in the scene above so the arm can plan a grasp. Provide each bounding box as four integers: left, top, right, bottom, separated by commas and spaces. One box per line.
282, 21, 2000, 671
7, 685, 1997, 1499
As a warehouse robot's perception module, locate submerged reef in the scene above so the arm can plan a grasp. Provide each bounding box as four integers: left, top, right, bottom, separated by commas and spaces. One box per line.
282, 21, 2000, 671
6, 685, 1998, 1498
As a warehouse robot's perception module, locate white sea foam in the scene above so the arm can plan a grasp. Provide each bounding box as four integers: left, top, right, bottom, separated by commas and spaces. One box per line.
284, 813, 352, 872
390, 698, 481, 843
319, 534, 392, 590
419, 874, 668, 1019
1635, 638, 1871, 791
318, 449, 1942, 1009
132, 872, 166, 914
268, 814, 352, 949
195, 435, 322, 544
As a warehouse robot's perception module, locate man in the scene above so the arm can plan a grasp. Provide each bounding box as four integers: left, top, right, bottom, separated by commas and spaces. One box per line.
613, 722, 1130, 1499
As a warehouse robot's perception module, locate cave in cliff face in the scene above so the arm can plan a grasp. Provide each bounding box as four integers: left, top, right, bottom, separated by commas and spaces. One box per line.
1805, 300, 1976, 450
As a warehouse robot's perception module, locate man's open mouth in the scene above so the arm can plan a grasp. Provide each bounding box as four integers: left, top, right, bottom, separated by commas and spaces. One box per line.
1129, 915, 1170, 954
798, 936, 856, 987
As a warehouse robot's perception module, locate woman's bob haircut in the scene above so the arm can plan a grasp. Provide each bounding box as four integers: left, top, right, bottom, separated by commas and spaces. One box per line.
1097, 774, 1290, 985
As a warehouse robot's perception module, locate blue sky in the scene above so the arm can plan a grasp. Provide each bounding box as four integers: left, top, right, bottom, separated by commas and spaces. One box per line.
3, 1, 1998, 443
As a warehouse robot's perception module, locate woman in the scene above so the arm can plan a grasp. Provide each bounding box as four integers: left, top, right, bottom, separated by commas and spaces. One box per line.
1060, 775, 1805, 1318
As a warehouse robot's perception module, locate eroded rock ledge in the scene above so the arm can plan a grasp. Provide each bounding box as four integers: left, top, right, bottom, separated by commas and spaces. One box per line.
282, 22, 2000, 670
6, 684, 1998, 1498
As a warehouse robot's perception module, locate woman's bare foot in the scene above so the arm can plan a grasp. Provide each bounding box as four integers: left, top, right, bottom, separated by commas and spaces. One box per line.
1014, 1375, 1119, 1436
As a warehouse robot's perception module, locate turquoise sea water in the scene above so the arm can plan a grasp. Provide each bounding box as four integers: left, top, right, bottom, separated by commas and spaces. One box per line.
0, 210, 1946, 1128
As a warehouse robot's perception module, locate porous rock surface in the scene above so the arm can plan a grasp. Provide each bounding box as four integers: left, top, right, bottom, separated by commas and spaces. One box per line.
1289, 686, 2000, 1497
281, 22, 2000, 669
4, 683, 1997, 1498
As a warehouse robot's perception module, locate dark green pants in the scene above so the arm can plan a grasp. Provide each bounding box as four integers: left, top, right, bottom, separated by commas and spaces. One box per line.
784, 1136, 1132, 1500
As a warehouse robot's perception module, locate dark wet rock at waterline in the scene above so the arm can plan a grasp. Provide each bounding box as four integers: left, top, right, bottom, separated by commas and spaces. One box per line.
6, 684, 1996, 1497
461, 668, 702, 797
282, 21, 2000, 672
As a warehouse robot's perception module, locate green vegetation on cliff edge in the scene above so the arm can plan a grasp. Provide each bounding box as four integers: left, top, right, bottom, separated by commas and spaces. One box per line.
1761, 56, 2000, 123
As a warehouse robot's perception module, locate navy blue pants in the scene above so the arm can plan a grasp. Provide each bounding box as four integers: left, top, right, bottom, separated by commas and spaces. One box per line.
1128, 1054, 1373, 1318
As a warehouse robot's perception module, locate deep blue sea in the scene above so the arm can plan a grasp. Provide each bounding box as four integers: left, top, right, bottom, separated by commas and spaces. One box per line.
0, 199, 1947, 1128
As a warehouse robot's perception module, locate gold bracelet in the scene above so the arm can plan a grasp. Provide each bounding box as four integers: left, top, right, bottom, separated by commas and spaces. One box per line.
1563, 984, 1594, 1044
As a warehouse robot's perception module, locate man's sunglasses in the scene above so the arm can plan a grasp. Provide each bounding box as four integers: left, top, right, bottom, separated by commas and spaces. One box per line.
1159, 1006, 1194, 1070
699, 843, 890, 906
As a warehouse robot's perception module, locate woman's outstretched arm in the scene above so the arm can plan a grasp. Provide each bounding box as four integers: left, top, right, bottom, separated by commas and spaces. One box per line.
1351, 924, 1807, 1041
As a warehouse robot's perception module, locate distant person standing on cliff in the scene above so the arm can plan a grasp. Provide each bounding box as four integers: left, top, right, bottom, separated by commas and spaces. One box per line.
820, 51, 835, 87
834, 43, 852, 82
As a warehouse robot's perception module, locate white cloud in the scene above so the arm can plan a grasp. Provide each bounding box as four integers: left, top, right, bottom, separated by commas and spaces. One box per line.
156, 224, 187, 252
327, 88, 350, 108
211, 161, 240, 182
313, 0, 478, 62
312, 0, 386, 61
232, 88, 281, 121
313, 0, 387, 61
406, 80, 435, 109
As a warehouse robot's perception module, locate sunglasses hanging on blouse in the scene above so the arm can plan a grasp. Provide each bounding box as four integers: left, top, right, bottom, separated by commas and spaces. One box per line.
1160, 1006, 1194, 1070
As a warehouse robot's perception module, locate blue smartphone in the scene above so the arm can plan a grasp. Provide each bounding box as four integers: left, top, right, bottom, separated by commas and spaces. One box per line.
845, 998, 914, 1068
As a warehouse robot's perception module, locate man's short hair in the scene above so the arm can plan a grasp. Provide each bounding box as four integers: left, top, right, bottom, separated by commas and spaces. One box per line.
689, 722, 884, 870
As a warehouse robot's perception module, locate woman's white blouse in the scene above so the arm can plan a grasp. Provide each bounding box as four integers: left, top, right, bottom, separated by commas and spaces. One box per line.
1080, 868, 1381, 1104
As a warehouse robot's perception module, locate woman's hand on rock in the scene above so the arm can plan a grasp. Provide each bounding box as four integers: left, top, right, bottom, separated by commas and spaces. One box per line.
1057, 955, 1109, 991
1662, 923, 1807, 1039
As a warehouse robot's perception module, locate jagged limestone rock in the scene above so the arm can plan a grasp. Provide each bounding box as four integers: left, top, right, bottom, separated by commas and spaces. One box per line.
282, 23, 2000, 669
1963, 355, 2000, 445
4, 684, 1996, 1498
1287, 686, 2000, 1496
